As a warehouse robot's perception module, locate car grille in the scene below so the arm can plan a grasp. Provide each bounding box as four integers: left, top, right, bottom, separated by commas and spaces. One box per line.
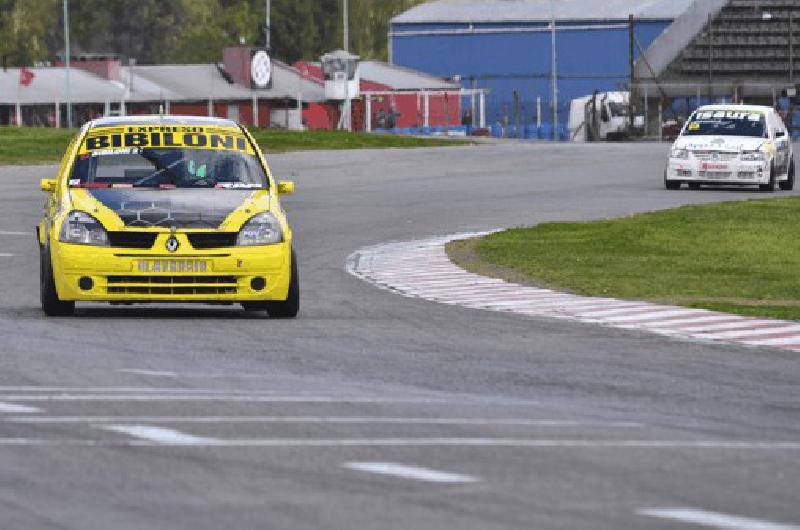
187, 233, 238, 249
106, 275, 238, 295
692, 151, 738, 161
698, 171, 733, 178
107, 232, 158, 249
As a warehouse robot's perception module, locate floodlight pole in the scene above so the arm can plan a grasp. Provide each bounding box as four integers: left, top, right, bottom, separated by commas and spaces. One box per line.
342, 0, 351, 131
63, 0, 72, 128
265, 0, 271, 50
343, 0, 349, 52
550, 0, 558, 140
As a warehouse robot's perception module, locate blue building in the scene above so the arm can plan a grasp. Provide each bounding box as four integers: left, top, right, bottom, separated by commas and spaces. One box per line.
390, 0, 697, 137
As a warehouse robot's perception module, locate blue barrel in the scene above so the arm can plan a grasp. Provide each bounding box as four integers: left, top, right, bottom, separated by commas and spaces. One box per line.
538, 124, 552, 140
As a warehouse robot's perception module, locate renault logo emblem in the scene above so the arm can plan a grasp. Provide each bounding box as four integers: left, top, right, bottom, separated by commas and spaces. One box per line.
165, 236, 180, 252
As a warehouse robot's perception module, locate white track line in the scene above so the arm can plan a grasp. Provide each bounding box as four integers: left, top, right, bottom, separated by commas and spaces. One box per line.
638, 507, 799, 530
0, 395, 452, 403
118, 369, 178, 377
0, 231, 28, 236
0, 437, 799, 449
0, 253, 15, 257
344, 462, 478, 484
0, 402, 41, 413
5, 416, 642, 427
346, 233, 800, 352
104, 425, 219, 445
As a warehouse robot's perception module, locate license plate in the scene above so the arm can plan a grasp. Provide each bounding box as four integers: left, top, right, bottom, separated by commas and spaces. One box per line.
136, 260, 209, 273
701, 163, 728, 170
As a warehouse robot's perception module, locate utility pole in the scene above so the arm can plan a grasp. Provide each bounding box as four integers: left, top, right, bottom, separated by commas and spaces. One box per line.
628, 14, 635, 135
63, 0, 72, 128
265, 0, 271, 51
550, 0, 558, 141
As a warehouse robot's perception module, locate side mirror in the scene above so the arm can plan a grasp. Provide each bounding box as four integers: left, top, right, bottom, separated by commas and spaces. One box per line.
776, 130, 787, 138
40, 178, 56, 192
600, 105, 610, 123
277, 180, 295, 195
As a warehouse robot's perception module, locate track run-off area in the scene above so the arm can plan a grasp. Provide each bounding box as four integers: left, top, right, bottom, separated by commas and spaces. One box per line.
1, 142, 799, 529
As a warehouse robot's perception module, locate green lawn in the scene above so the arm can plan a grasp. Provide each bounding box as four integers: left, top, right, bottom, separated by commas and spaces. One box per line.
0, 127, 77, 165
0, 126, 466, 165
447, 198, 800, 321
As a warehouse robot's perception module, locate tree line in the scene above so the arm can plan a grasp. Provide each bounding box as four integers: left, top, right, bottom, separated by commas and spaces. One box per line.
0, 0, 427, 67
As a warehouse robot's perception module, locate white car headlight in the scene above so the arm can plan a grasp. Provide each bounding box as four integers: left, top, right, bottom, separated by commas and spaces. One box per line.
740, 151, 766, 161
236, 212, 283, 246
670, 148, 689, 159
59, 211, 109, 246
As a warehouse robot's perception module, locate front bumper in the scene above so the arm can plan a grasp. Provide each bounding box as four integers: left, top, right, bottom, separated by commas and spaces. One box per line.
666, 157, 770, 184
51, 233, 291, 303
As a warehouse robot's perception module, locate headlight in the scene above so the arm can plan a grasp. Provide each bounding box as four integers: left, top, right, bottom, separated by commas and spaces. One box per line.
740, 151, 766, 161
59, 211, 108, 246
670, 148, 689, 159
236, 212, 283, 246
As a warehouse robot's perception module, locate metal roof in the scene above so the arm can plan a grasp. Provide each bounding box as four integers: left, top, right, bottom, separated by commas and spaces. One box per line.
0, 67, 124, 105
392, 0, 699, 24
125, 62, 326, 102
0, 61, 326, 105
359, 61, 460, 90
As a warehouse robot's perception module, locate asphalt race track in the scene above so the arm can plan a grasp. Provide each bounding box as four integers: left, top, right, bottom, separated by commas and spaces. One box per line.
1, 142, 799, 529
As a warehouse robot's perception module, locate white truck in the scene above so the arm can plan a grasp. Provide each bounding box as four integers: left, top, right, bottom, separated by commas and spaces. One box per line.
568, 91, 643, 141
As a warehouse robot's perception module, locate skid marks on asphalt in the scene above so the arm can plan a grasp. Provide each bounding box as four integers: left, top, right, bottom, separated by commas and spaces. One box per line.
346, 234, 800, 353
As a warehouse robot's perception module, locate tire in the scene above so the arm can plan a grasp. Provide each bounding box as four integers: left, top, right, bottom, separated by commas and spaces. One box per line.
664, 171, 681, 190
688, 182, 700, 190
780, 158, 795, 191
760, 165, 776, 192
241, 249, 299, 318
40, 246, 74, 317
266, 249, 299, 318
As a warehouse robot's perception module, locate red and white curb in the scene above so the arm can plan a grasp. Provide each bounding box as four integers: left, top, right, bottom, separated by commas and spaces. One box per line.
346, 233, 800, 352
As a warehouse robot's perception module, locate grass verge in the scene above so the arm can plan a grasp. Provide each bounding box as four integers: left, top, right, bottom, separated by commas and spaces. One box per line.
0, 126, 468, 165
447, 197, 800, 321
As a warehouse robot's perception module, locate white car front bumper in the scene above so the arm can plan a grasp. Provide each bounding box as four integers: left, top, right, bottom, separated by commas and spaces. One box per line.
666, 157, 770, 184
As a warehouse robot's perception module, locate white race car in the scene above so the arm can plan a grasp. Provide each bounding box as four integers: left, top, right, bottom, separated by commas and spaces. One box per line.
665, 104, 794, 191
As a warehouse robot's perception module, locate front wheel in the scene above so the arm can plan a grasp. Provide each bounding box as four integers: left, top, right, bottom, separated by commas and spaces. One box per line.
40, 247, 74, 317
759, 166, 776, 192
241, 249, 299, 318
664, 170, 681, 190
779, 159, 795, 191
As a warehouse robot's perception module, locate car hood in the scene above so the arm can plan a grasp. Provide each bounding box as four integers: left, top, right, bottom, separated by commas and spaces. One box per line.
673, 136, 767, 152
69, 188, 270, 230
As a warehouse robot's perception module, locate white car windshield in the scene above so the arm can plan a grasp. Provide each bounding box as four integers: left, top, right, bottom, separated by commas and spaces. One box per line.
683, 110, 767, 138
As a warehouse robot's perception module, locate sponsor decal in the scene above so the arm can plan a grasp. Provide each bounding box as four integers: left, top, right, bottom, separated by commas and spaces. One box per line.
80, 127, 253, 155
695, 111, 761, 121
214, 182, 262, 189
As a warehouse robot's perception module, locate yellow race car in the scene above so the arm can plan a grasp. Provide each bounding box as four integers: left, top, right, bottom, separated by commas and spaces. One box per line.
37, 116, 298, 318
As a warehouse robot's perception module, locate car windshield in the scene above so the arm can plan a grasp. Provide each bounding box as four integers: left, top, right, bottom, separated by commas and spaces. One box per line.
683, 110, 767, 138
70, 148, 268, 189
608, 102, 629, 117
